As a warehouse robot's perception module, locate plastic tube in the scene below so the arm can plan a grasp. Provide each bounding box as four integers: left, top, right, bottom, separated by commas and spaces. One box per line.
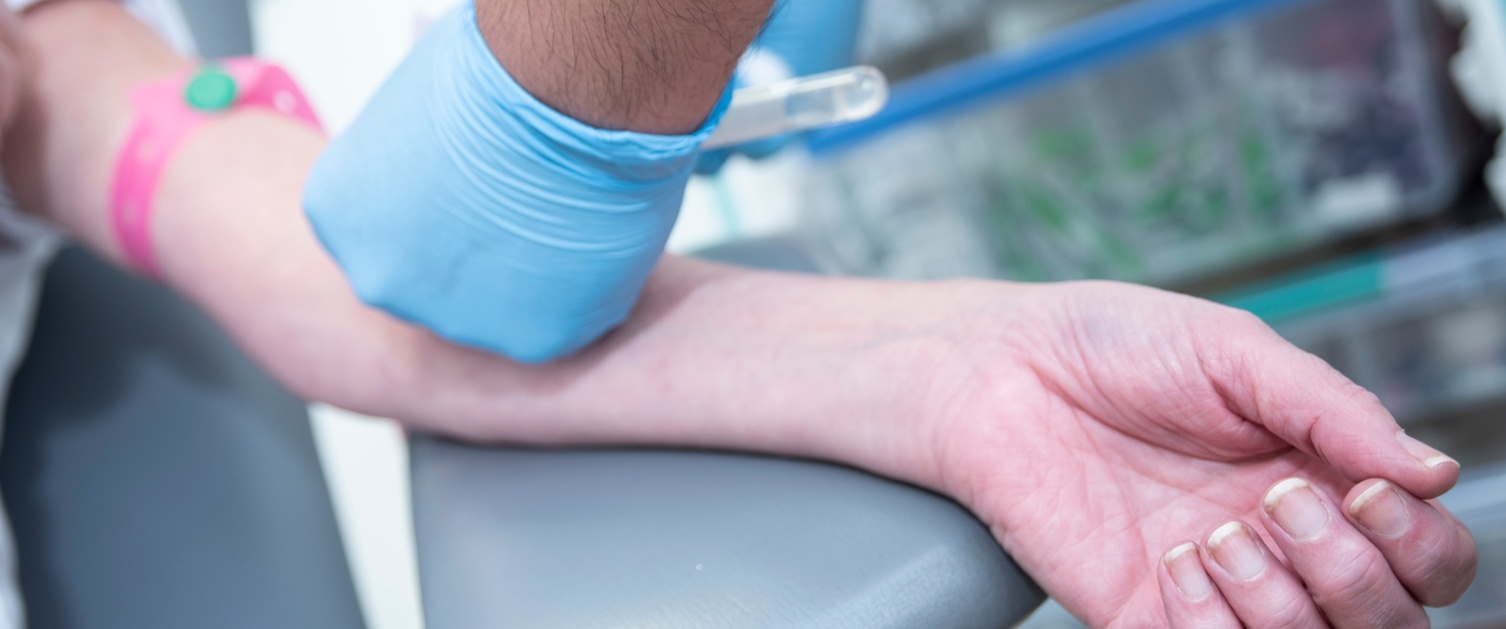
702, 66, 890, 150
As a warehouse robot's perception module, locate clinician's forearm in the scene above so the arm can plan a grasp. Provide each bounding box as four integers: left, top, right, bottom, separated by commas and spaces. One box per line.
3, 0, 947, 485
474, 0, 775, 133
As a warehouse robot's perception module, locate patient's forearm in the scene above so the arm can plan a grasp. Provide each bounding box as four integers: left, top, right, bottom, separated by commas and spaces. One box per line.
3, 0, 954, 487
156, 110, 939, 473
159, 118, 944, 479
475, 0, 776, 133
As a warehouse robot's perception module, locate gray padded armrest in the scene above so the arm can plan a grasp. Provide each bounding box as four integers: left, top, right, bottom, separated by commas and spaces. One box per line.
412, 440, 1045, 629
689, 234, 838, 274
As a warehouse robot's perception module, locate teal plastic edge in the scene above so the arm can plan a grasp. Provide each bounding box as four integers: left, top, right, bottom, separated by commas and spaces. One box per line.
1215, 254, 1385, 323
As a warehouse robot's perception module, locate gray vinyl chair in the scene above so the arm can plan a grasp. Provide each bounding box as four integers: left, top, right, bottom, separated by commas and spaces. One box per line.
412, 442, 1046, 628
1, 247, 365, 629
0, 243, 1047, 629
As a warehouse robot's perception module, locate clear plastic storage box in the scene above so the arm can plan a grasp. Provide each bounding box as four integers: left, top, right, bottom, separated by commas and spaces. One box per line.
800, 0, 1470, 285
1219, 227, 1506, 422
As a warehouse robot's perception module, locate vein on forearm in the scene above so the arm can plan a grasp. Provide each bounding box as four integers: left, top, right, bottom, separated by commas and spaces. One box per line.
476, 0, 776, 134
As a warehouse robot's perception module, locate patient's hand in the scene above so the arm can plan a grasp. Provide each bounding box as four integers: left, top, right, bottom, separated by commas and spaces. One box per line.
921, 281, 1475, 627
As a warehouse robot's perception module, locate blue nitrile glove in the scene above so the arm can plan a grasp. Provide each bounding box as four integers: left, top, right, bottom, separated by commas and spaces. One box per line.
303, 2, 729, 363
759, 0, 865, 77
695, 0, 866, 174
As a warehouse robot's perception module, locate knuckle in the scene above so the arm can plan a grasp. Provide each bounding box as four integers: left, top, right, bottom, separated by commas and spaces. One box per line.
1356, 609, 1433, 629
1373, 608, 1432, 629
1409, 533, 1478, 607
1309, 547, 1430, 628
1340, 384, 1388, 418
1313, 550, 1392, 609
1261, 593, 1315, 628
1217, 306, 1269, 336
1307, 383, 1386, 455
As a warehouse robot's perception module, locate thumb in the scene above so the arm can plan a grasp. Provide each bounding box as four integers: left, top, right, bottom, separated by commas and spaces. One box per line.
1204, 310, 1459, 499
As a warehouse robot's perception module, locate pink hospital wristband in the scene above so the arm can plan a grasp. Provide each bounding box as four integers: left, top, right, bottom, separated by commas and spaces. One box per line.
110, 57, 323, 277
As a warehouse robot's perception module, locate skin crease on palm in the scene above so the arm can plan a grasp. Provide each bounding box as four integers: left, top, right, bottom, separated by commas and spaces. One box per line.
0, 2, 1480, 627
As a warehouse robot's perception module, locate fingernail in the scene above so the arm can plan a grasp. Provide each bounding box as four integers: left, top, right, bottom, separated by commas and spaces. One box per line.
1398, 430, 1458, 469
1164, 543, 1214, 600
1264, 478, 1330, 540
1350, 481, 1411, 538
1208, 522, 1266, 582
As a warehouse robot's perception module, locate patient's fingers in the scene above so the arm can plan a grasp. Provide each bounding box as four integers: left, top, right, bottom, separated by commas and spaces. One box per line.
1260, 478, 1430, 628
1209, 318, 1460, 499
1198, 521, 1329, 628
1344, 479, 1478, 607
1158, 542, 1241, 628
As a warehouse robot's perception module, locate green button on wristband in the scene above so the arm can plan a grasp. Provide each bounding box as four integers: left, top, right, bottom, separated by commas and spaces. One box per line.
184, 66, 239, 112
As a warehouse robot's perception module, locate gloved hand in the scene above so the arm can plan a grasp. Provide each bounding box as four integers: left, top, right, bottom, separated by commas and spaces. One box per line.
695, 0, 865, 174
303, 2, 728, 363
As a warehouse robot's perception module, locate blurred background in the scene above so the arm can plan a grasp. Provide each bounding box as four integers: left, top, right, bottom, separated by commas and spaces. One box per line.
170, 0, 1506, 626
